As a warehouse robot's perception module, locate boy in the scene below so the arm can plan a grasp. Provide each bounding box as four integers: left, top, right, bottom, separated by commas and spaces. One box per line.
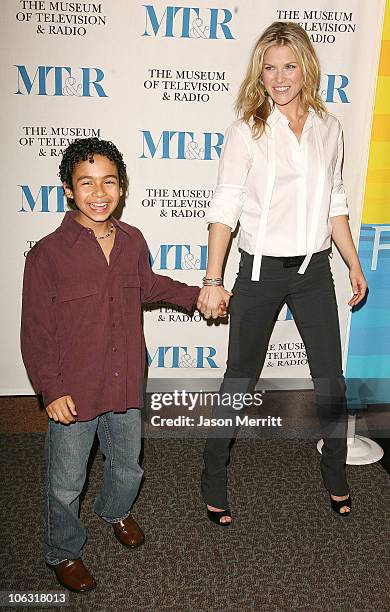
20, 138, 201, 592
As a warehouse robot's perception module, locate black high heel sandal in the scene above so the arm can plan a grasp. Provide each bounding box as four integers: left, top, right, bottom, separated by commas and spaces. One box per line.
330, 494, 352, 516
206, 507, 232, 526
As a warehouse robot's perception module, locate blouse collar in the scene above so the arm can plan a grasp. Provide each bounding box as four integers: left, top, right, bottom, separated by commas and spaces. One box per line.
267, 103, 315, 133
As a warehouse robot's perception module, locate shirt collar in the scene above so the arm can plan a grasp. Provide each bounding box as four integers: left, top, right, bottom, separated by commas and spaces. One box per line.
59, 210, 132, 247
267, 104, 288, 129
59, 211, 85, 247
267, 103, 315, 133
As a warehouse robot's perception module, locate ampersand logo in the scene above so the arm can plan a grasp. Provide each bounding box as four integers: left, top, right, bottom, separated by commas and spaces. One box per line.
180, 353, 198, 368
63, 76, 82, 96
182, 253, 201, 269
185, 140, 204, 160
190, 17, 209, 38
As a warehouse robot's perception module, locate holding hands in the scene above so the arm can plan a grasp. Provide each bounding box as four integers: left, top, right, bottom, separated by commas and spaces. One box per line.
197, 285, 232, 319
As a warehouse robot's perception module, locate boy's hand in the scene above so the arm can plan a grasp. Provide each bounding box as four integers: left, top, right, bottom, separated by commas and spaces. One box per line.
46, 395, 77, 424
218, 301, 228, 317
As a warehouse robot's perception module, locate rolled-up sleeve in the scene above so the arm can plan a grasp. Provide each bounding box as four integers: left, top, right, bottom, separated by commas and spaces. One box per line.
329, 124, 348, 218
206, 123, 252, 230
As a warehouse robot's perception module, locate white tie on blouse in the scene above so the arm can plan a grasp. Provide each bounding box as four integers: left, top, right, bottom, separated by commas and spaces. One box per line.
206, 106, 348, 281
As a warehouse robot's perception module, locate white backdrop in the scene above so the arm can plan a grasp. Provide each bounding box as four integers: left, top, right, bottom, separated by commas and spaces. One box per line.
0, 0, 386, 394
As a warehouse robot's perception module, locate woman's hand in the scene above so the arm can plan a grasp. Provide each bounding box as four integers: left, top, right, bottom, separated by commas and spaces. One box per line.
348, 265, 368, 308
197, 285, 232, 319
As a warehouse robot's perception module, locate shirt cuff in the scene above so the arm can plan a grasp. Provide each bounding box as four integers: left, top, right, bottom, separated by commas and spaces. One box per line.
206, 185, 244, 230
206, 211, 237, 231
180, 286, 201, 311
41, 379, 67, 407
329, 195, 348, 218
206, 200, 241, 230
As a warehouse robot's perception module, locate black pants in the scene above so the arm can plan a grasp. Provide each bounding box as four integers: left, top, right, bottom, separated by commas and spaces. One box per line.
201, 249, 349, 508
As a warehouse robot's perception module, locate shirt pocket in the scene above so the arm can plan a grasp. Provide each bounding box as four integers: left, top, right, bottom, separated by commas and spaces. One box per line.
120, 274, 142, 322
56, 282, 98, 302
55, 283, 99, 342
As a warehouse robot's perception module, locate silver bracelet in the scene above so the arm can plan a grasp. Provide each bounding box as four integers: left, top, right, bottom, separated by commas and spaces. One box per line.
202, 277, 223, 287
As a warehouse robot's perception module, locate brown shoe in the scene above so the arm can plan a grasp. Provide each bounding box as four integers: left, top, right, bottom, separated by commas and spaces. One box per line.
49, 559, 97, 593
112, 514, 145, 548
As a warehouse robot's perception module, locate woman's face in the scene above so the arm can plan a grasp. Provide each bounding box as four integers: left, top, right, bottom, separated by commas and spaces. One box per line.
262, 44, 304, 109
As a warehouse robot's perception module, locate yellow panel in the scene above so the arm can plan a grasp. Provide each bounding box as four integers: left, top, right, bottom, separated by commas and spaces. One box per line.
366, 142, 390, 169
382, 0, 390, 39
371, 114, 390, 140
362, 199, 390, 224
379, 40, 390, 75
373, 76, 390, 113
357, 0, 389, 226
364, 182, 390, 199
366, 168, 390, 182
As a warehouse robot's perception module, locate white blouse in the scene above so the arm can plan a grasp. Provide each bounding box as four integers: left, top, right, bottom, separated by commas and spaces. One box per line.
206, 106, 348, 280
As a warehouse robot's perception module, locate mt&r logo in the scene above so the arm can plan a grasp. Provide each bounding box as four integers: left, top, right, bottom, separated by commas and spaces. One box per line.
15, 65, 107, 97
150, 244, 207, 270
142, 4, 235, 39
147, 346, 218, 368
140, 130, 223, 160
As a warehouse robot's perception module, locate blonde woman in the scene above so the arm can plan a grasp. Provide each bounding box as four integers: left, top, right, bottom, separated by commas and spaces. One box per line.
197, 21, 367, 525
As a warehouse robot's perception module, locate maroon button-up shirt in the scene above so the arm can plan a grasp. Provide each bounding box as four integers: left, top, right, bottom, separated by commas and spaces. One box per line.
21, 212, 200, 421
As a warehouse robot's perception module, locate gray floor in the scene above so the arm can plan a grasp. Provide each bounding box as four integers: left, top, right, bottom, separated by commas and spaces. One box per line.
1, 432, 389, 612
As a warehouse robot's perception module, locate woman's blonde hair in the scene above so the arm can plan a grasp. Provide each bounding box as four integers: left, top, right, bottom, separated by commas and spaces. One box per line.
236, 21, 327, 138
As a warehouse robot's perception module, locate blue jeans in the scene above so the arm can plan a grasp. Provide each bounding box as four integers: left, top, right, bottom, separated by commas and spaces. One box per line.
44, 409, 143, 565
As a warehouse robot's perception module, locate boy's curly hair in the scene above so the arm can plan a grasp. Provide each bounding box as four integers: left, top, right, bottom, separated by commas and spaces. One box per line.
59, 137, 128, 192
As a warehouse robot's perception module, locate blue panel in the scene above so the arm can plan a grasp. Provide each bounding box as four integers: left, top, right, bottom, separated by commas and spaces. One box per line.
346, 225, 390, 395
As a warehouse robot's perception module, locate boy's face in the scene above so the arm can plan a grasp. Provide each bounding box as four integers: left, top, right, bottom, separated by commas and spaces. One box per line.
63, 154, 123, 229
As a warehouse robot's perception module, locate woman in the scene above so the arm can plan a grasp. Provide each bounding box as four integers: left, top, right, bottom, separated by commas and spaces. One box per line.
197, 21, 367, 525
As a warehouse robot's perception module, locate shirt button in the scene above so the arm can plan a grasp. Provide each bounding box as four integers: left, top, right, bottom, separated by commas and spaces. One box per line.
114, 372, 119, 377
112, 347, 117, 352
